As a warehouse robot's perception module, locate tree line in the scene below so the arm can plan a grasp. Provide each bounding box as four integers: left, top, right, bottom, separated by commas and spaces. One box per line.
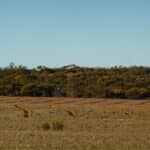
0, 63, 150, 99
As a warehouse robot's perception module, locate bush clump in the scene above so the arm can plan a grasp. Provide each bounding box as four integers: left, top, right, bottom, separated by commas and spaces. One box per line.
42, 122, 50, 130
125, 88, 148, 99
52, 120, 64, 131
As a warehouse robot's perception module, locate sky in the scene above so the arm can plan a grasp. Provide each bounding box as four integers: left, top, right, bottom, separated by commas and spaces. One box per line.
0, 0, 150, 68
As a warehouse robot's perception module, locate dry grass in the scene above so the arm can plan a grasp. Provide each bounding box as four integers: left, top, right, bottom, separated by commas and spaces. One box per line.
50, 105, 78, 118
0, 97, 149, 150
14, 104, 33, 118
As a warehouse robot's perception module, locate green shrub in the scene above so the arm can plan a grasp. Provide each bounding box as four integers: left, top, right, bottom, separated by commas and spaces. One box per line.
21, 83, 38, 96
125, 88, 148, 99
52, 120, 64, 131
125, 88, 140, 99
42, 122, 50, 130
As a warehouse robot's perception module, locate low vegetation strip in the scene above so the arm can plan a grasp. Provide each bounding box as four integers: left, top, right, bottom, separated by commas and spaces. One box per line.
0, 64, 150, 99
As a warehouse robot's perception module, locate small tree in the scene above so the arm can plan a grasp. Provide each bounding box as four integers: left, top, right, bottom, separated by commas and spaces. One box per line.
21, 83, 38, 96
125, 88, 142, 99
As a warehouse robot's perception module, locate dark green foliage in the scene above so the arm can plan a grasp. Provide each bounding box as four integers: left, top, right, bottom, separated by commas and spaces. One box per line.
126, 88, 149, 99
21, 83, 53, 96
42, 122, 50, 130
0, 64, 150, 99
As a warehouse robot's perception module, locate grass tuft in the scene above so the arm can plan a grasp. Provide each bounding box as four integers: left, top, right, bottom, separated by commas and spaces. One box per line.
42, 122, 50, 130
52, 120, 64, 131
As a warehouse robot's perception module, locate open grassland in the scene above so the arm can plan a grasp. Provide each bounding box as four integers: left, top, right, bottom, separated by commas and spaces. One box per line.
0, 97, 150, 150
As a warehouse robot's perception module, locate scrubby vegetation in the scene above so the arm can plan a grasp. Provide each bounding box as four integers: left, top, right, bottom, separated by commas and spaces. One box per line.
42, 122, 50, 130
52, 120, 64, 131
42, 121, 64, 131
0, 63, 150, 99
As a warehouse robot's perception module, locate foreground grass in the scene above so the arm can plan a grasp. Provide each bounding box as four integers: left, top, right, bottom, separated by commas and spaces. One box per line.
0, 97, 149, 150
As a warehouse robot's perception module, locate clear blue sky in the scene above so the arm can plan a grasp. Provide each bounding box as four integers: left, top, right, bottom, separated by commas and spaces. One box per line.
0, 0, 150, 68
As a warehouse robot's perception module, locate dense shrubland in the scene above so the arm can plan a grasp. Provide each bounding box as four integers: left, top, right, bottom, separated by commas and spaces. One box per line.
0, 63, 150, 99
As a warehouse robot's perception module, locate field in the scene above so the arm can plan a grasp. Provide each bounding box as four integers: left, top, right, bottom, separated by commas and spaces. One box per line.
0, 97, 150, 150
